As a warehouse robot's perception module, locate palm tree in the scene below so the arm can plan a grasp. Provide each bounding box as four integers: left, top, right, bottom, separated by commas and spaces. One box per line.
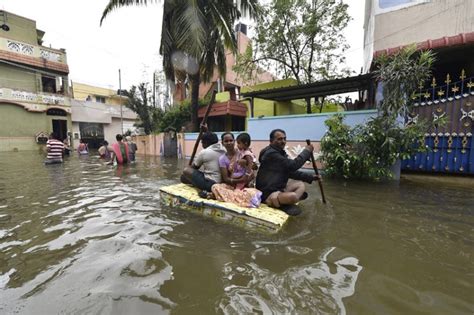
101, 0, 259, 131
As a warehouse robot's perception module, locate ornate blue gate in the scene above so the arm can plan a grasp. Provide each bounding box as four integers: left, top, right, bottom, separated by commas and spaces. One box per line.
402, 71, 474, 175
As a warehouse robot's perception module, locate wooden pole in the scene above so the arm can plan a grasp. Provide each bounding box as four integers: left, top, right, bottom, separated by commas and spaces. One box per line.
306, 139, 327, 203
188, 90, 217, 166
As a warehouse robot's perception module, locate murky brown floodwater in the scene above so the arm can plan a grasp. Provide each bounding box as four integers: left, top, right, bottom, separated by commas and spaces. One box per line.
0, 151, 473, 314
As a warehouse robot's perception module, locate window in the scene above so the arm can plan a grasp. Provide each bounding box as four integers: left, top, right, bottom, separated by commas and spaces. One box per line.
46, 108, 67, 116
379, 0, 413, 9
41, 75, 56, 93
376, 0, 430, 14
95, 96, 106, 103
41, 75, 65, 94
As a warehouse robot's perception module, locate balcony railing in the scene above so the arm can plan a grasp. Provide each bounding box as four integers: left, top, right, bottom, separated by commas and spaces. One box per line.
0, 87, 70, 106
0, 37, 67, 64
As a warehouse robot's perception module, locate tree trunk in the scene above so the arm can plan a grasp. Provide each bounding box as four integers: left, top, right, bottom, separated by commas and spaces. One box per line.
190, 73, 201, 132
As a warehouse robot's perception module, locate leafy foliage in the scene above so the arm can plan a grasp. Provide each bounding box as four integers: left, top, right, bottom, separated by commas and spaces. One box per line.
232, 45, 266, 86
156, 97, 209, 132
156, 103, 190, 132
124, 83, 156, 135
124, 83, 213, 133
321, 47, 438, 180
374, 45, 436, 118
101, 0, 259, 131
321, 114, 431, 180
234, 0, 351, 84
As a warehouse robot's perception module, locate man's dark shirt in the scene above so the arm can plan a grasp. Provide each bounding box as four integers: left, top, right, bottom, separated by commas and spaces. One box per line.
256, 144, 314, 201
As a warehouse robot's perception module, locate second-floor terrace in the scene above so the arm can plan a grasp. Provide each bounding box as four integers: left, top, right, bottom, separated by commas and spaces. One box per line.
0, 37, 69, 74
0, 38, 71, 100
0, 86, 70, 106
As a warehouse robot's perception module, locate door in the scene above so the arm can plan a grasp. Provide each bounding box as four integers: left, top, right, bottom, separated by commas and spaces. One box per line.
52, 119, 67, 141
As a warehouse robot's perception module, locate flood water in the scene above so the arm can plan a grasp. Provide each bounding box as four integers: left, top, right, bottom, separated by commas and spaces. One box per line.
0, 151, 473, 314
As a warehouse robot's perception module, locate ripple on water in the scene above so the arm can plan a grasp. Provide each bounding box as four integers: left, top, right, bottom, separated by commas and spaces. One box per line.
1, 153, 473, 314
218, 247, 363, 314
359, 272, 474, 314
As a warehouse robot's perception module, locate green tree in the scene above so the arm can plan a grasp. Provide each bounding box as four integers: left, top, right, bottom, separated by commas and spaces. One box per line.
157, 98, 211, 132
234, 0, 351, 85
101, 0, 259, 131
124, 83, 159, 134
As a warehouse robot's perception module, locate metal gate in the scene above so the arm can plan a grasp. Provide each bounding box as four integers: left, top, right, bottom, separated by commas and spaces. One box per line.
79, 122, 104, 149
163, 130, 177, 157
402, 72, 474, 175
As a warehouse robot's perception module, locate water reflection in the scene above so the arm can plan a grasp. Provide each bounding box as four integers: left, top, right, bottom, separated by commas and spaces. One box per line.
0, 152, 472, 314
219, 247, 362, 314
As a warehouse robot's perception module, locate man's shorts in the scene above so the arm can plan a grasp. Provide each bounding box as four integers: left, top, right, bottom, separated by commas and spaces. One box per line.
263, 180, 305, 208
191, 170, 216, 192
44, 159, 63, 165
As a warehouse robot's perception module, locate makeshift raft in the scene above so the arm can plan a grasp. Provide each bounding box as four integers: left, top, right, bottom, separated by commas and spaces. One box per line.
159, 183, 289, 233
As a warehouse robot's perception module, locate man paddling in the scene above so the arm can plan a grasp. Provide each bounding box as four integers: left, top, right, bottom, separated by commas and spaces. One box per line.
256, 129, 320, 215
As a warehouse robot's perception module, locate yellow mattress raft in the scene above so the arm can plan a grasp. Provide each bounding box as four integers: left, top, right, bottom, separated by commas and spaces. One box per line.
159, 183, 289, 233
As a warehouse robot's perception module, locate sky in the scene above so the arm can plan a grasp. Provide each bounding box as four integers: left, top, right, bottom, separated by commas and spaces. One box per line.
0, 0, 364, 91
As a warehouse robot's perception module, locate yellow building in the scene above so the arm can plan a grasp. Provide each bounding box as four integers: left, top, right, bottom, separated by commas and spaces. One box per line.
71, 82, 123, 106
70, 82, 137, 148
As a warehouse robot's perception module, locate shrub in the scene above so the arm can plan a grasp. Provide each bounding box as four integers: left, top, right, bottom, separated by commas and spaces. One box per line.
321, 114, 430, 180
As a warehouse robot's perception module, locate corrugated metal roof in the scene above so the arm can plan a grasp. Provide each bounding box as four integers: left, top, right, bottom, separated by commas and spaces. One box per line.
240, 73, 374, 101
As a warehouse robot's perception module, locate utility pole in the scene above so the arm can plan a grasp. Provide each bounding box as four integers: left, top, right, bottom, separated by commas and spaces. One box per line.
153, 72, 156, 107
119, 69, 123, 134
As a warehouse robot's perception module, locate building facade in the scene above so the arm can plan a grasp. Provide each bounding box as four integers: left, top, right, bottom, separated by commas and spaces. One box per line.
173, 23, 275, 105
363, 0, 473, 71
363, 0, 474, 175
70, 83, 137, 149
0, 10, 71, 151
71, 82, 123, 105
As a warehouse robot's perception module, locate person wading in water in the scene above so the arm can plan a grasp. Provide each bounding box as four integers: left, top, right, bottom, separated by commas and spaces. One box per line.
111, 134, 129, 165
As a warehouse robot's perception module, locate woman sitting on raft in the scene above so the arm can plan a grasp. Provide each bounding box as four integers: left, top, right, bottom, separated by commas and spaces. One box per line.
210, 132, 262, 208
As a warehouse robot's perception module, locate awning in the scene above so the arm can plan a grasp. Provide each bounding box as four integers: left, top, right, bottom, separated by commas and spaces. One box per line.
239, 73, 374, 101
198, 100, 247, 118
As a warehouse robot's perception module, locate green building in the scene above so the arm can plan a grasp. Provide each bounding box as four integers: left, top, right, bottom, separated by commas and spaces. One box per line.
0, 10, 71, 151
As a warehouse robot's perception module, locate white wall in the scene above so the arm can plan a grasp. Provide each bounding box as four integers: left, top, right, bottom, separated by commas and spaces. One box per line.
364, 0, 474, 69
104, 118, 137, 143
